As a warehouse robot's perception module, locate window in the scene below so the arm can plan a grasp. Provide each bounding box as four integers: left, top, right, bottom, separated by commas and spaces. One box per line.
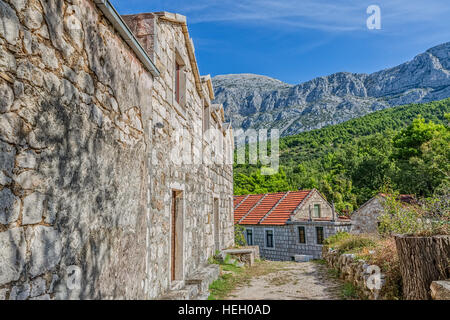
298, 226, 306, 244
174, 53, 186, 108
246, 229, 253, 246
265, 229, 274, 248
316, 227, 324, 245
203, 104, 210, 134
314, 204, 321, 218
175, 62, 181, 104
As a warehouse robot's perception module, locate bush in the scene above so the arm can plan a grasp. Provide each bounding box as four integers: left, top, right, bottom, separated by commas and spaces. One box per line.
324, 232, 376, 254
234, 224, 246, 246
379, 191, 450, 236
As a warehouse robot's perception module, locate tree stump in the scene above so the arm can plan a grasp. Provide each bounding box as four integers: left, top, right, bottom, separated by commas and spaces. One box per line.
395, 235, 450, 300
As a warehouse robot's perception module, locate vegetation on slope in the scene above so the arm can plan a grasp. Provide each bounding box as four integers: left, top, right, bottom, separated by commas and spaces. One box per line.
234, 98, 450, 212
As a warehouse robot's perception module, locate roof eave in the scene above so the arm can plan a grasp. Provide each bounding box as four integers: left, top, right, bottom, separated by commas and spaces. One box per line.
94, 0, 160, 77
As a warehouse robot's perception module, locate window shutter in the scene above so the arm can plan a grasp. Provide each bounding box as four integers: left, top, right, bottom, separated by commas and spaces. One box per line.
179, 69, 187, 107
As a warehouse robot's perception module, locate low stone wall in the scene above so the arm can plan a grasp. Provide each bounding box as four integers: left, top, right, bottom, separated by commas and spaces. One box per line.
322, 247, 387, 300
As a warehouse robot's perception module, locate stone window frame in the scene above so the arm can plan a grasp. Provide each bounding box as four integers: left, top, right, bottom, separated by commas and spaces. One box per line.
245, 227, 254, 246
264, 228, 275, 249
297, 226, 306, 244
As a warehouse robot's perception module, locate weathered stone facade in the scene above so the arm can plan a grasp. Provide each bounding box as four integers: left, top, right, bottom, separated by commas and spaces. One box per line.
0, 0, 233, 300
350, 196, 384, 234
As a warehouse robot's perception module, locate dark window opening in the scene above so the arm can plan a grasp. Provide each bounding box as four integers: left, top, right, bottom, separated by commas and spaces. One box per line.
316, 227, 324, 245
246, 229, 253, 246
298, 226, 306, 244
266, 230, 274, 248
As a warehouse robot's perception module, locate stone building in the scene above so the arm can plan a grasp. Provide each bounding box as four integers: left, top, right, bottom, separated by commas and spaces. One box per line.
235, 190, 352, 260
351, 194, 417, 234
0, 0, 233, 300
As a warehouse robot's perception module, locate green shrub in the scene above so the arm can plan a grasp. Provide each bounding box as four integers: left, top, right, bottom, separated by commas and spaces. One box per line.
379, 191, 450, 236
341, 282, 359, 299
324, 232, 375, 254
324, 232, 351, 246
234, 224, 246, 246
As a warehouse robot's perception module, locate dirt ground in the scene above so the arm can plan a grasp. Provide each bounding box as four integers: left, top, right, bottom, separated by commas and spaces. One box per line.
225, 261, 343, 300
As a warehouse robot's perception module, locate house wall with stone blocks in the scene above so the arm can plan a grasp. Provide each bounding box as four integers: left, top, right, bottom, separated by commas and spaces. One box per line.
245, 222, 352, 261
0, 0, 233, 300
350, 197, 384, 234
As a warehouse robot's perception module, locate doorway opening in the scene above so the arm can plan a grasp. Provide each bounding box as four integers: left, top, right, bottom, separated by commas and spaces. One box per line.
171, 190, 184, 282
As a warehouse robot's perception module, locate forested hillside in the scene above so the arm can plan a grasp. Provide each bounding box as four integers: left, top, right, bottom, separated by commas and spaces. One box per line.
234, 98, 450, 212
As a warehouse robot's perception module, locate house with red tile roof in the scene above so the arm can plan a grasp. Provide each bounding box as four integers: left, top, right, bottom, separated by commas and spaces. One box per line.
234, 189, 352, 260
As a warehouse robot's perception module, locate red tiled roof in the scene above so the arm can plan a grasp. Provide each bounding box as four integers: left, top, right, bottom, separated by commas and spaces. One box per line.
233, 195, 246, 208
240, 192, 285, 225
233, 190, 315, 226
260, 190, 312, 225
233, 194, 265, 224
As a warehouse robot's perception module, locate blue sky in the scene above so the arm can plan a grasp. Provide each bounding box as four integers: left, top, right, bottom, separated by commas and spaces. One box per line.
112, 0, 450, 84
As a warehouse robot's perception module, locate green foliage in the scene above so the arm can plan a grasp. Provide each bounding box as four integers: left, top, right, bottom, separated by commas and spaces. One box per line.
234, 98, 450, 209
378, 188, 450, 236
324, 232, 376, 254
323, 232, 351, 246
234, 224, 246, 246
341, 282, 359, 300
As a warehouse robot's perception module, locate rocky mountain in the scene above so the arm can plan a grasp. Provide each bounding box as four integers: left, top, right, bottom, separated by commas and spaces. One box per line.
212, 42, 450, 136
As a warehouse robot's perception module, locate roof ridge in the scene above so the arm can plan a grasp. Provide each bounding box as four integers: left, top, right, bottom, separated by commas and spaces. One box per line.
234, 194, 250, 210
237, 194, 268, 224
259, 191, 290, 224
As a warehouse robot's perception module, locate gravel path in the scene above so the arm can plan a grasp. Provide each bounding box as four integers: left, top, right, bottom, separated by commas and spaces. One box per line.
226, 261, 343, 300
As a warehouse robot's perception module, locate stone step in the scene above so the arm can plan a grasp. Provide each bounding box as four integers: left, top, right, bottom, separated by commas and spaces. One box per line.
185, 264, 219, 296
159, 284, 199, 300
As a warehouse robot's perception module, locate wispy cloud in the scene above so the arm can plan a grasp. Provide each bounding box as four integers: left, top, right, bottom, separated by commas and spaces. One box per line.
152, 0, 450, 34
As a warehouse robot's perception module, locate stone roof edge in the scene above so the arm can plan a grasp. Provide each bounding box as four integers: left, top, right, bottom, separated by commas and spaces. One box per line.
94, 0, 160, 77
154, 12, 212, 102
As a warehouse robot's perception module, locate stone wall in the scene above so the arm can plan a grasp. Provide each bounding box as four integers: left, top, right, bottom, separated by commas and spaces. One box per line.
123, 12, 234, 298
245, 221, 352, 261
351, 196, 383, 234
0, 0, 233, 300
322, 248, 389, 300
292, 190, 334, 220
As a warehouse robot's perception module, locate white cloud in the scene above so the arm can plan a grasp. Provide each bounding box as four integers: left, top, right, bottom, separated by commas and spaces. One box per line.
166, 0, 450, 33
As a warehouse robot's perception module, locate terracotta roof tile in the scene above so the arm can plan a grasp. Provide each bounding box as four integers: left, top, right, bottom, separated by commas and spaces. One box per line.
233, 195, 246, 208
233, 194, 265, 224
240, 192, 285, 225
233, 190, 314, 226
260, 190, 312, 225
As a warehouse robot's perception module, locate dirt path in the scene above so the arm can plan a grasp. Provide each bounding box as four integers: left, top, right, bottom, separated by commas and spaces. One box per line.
226, 261, 343, 300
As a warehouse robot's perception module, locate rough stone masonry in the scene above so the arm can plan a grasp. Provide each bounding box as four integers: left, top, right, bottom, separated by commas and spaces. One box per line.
0, 0, 234, 300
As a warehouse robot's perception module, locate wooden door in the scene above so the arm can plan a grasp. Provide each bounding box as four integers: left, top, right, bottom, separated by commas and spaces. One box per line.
171, 191, 177, 281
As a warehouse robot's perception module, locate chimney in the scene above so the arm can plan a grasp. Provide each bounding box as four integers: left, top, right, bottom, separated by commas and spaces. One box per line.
122, 13, 158, 62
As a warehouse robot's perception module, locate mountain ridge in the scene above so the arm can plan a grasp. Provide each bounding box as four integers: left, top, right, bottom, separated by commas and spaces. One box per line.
212, 42, 450, 136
